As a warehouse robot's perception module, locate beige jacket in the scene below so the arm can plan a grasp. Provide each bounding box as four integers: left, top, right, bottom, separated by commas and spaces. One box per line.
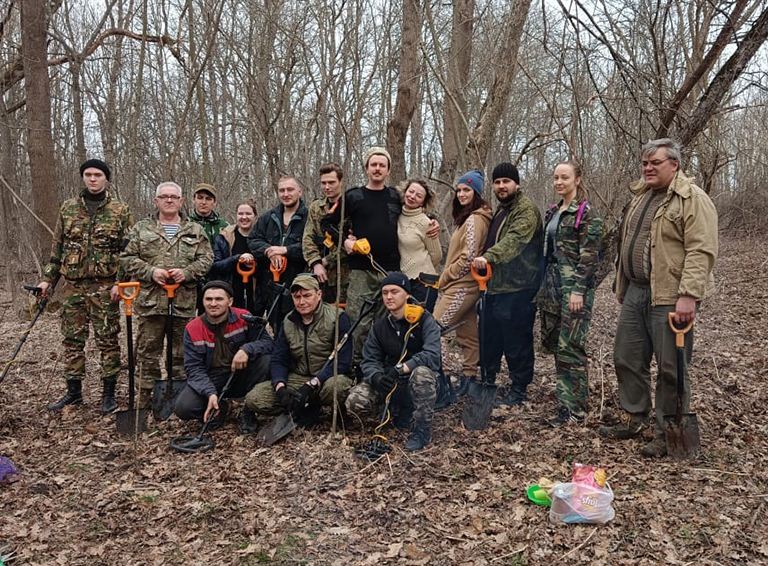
615, 172, 718, 305
438, 207, 493, 292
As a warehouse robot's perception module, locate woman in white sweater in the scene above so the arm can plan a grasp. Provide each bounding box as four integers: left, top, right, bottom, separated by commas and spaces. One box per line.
397, 179, 443, 311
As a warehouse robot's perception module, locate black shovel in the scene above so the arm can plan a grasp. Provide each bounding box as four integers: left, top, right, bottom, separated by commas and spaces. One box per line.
663, 313, 701, 460
152, 282, 186, 421
116, 282, 148, 436
462, 264, 497, 430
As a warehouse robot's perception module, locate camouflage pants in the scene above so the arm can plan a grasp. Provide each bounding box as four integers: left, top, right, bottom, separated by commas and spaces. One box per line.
346, 270, 387, 366
321, 260, 350, 305
539, 263, 594, 417
244, 372, 353, 416
136, 314, 189, 391
345, 366, 437, 426
60, 279, 120, 382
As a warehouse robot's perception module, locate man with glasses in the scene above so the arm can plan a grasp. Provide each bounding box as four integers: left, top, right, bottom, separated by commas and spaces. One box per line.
601, 138, 718, 457
121, 182, 213, 408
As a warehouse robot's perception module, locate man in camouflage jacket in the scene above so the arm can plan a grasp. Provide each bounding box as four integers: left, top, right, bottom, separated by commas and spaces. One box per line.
40, 159, 133, 414
121, 181, 213, 407
472, 162, 544, 407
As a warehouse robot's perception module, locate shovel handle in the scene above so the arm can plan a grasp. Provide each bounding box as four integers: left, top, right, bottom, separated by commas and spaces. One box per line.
471, 263, 492, 292
118, 282, 141, 316
237, 258, 256, 283
162, 282, 180, 298
668, 312, 694, 348
270, 256, 287, 282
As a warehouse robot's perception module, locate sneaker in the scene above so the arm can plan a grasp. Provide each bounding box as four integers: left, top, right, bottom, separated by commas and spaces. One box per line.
546, 406, 584, 427
494, 388, 527, 407
641, 437, 668, 458
599, 413, 648, 439
405, 424, 431, 451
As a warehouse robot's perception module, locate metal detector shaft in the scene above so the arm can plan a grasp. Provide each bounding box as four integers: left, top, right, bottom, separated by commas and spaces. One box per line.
1, 284, 54, 384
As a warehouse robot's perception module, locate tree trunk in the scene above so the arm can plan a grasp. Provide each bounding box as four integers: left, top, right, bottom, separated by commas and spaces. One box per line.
21, 0, 58, 253
386, 0, 422, 184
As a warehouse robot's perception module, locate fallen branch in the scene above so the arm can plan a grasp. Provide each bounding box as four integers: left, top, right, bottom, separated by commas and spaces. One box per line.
490, 545, 528, 562
0, 173, 54, 236
559, 527, 597, 561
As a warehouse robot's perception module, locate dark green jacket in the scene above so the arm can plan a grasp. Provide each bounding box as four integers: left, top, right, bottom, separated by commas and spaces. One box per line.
189, 210, 228, 246
483, 191, 544, 294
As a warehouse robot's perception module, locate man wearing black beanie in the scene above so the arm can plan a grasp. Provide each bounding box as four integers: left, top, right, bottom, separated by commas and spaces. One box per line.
38, 159, 133, 415
472, 162, 543, 407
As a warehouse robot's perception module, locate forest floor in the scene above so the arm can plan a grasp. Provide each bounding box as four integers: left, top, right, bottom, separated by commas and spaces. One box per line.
0, 235, 766, 566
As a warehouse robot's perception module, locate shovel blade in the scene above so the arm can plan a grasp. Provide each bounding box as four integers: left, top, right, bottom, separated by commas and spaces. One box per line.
256, 413, 295, 446
462, 380, 498, 430
663, 413, 701, 460
152, 380, 187, 421
115, 408, 149, 437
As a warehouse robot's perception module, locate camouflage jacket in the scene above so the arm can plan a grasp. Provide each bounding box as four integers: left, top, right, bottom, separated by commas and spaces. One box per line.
544, 199, 602, 296
302, 197, 345, 272
483, 191, 544, 295
43, 190, 133, 284
189, 210, 228, 246
120, 213, 213, 317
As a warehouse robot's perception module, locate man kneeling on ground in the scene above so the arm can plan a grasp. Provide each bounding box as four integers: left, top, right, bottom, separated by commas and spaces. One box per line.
346, 272, 441, 451
245, 273, 353, 425
175, 281, 273, 434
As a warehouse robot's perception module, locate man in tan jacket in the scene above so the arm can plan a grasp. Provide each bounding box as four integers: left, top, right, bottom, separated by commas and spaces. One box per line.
601, 138, 718, 457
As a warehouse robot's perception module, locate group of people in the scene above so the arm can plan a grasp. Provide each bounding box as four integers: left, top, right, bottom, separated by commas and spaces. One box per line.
36, 137, 718, 457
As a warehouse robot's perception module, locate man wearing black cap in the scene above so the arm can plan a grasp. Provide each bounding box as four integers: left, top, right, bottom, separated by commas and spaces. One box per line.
472, 162, 543, 406
346, 272, 441, 451
175, 280, 273, 433
39, 159, 133, 414
245, 273, 354, 424
189, 183, 228, 314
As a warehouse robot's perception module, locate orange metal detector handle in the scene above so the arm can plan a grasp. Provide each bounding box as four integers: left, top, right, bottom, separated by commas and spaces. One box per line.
162, 282, 180, 298
237, 258, 256, 283
668, 312, 694, 348
117, 282, 141, 316
470, 263, 492, 292
270, 256, 287, 282
352, 238, 372, 256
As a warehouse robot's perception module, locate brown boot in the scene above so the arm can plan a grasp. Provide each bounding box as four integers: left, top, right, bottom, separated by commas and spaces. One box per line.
641, 437, 668, 458
599, 413, 648, 439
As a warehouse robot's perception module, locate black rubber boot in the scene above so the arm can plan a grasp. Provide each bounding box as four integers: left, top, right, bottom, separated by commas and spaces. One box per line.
48, 380, 83, 411
405, 422, 431, 451
239, 407, 259, 436
101, 380, 117, 415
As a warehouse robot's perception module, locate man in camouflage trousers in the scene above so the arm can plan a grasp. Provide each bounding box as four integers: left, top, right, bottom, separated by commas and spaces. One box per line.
303, 162, 349, 304
472, 162, 544, 407
346, 272, 441, 451
40, 159, 133, 414
120, 182, 213, 408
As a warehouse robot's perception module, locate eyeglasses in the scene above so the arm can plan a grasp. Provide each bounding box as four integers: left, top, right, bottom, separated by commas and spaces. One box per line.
641, 158, 673, 168
157, 194, 181, 201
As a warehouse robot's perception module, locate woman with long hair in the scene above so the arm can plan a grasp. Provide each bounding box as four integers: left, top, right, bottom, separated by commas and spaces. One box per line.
211, 200, 259, 312
539, 161, 602, 425
433, 170, 493, 390
397, 178, 442, 311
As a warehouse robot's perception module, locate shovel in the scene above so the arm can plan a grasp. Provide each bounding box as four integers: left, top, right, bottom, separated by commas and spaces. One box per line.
663, 313, 701, 460
237, 258, 256, 312
116, 282, 148, 436
152, 282, 186, 421
462, 263, 497, 430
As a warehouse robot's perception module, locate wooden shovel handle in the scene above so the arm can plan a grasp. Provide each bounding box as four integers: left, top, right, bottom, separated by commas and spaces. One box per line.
668, 312, 694, 348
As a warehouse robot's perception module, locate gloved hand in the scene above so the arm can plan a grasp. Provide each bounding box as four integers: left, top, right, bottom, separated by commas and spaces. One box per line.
294, 383, 319, 411
372, 366, 399, 394
275, 386, 294, 412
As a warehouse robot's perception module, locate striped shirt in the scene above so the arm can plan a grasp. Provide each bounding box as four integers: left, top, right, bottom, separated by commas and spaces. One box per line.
162, 223, 180, 240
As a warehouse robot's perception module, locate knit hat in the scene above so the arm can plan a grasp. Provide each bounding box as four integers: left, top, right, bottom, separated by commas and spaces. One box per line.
202, 280, 234, 298
291, 273, 320, 292
457, 170, 484, 195
79, 159, 111, 181
492, 162, 520, 184
194, 183, 217, 199
363, 146, 392, 168
381, 271, 411, 294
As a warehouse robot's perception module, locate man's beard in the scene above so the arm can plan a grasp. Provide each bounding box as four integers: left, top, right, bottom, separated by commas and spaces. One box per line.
497, 193, 515, 204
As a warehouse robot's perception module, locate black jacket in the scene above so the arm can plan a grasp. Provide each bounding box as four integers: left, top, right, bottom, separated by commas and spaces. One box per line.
248, 200, 308, 287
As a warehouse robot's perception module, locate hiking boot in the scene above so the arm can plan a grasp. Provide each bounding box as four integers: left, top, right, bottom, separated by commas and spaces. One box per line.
48, 380, 83, 411
453, 375, 470, 397
494, 387, 527, 407
641, 436, 668, 458
405, 423, 431, 451
392, 407, 413, 430
240, 407, 259, 435
433, 373, 457, 411
599, 413, 648, 439
546, 406, 584, 427
101, 380, 117, 415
